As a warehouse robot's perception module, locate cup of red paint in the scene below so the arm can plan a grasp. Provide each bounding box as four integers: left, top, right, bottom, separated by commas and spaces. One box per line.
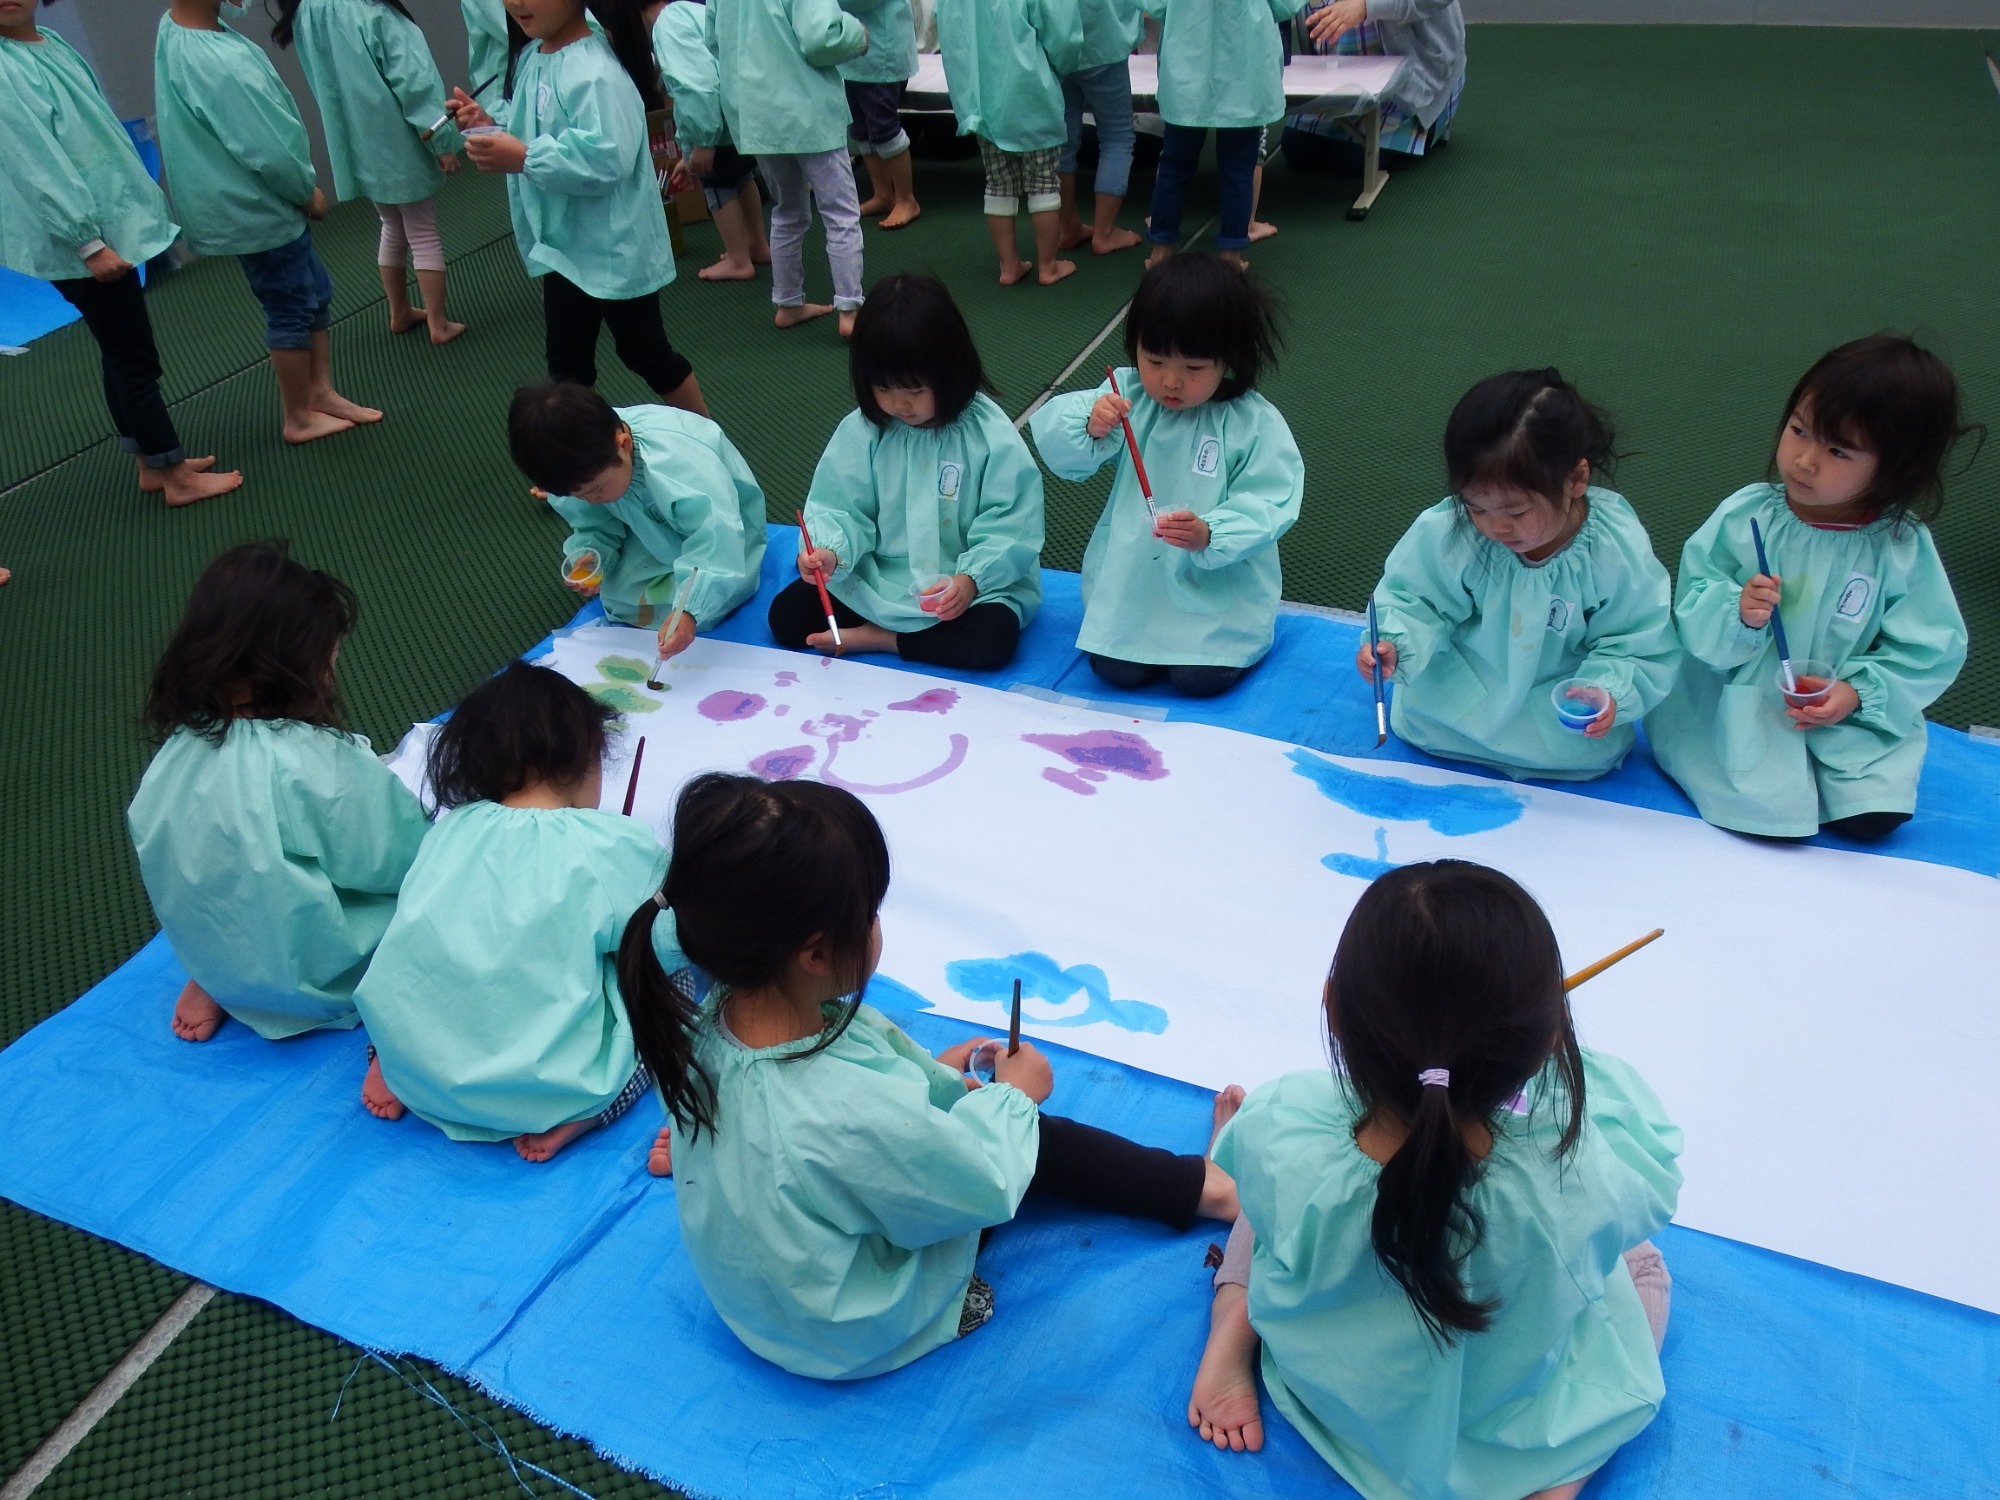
1781, 658, 1836, 709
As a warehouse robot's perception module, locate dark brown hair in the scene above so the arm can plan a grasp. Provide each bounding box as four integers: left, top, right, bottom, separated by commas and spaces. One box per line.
1444, 368, 1619, 513
426, 661, 617, 809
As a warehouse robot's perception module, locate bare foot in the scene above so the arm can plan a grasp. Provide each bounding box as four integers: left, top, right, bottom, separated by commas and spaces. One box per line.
1188, 1284, 1265, 1453
427, 319, 467, 346
1220, 250, 1248, 270
1211, 1084, 1246, 1145
161, 463, 244, 508
1146, 244, 1172, 269
1057, 224, 1092, 251
1198, 1084, 1247, 1219
136, 454, 215, 493
1248, 219, 1278, 243
171, 979, 225, 1042
997, 259, 1034, 287
515, 1116, 599, 1162
1092, 227, 1143, 254
284, 410, 357, 445
857, 194, 890, 217
362, 1054, 405, 1120
312, 391, 383, 425
646, 1125, 674, 1177
879, 201, 921, 230
698, 256, 758, 281
388, 308, 426, 334
838, 309, 857, 340
0, 567, 10, 587
1038, 259, 1078, 286
774, 302, 833, 329
806, 621, 895, 656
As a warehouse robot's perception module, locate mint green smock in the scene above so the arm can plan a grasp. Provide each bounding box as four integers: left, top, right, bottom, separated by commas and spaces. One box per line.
840, 0, 917, 84
0, 33, 179, 281
1214, 1050, 1683, 1500
153, 15, 315, 258
1138, 0, 1293, 129
653, 1, 725, 149
1371, 490, 1679, 781
461, 0, 511, 96
127, 721, 430, 1040
290, 0, 458, 206
549, 404, 769, 631
502, 33, 673, 301
1074, 0, 1144, 71
706, 0, 868, 155
353, 802, 665, 1142
1648, 483, 1966, 838
671, 994, 1040, 1379
803, 394, 1045, 633
1030, 370, 1302, 668
933, 0, 1086, 153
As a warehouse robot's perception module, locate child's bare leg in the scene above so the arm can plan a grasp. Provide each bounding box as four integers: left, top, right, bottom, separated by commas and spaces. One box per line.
741, 177, 771, 263
647, 1125, 674, 1177
879, 149, 919, 229
1031, 210, 1076, 285
1057, 171, 1088, 249
414, 268, 465, 344
361, 1052, 405, 1121
306, 329, 382, 426
988, 214, 1032, 285
656, 371, 710, 418
171, 979, 226, 1042
515, 1115, 600, 1162
1146, 242, 1172, 269
1188, 1282, 1264, 1453
857, 151, 893, 217
273, 348, 353, 444
806, 621, 894, 656
1091, 193, 1141, 253
380, 263, 423, 334
1248, 163, 1277, 242
700, 196, 760, 280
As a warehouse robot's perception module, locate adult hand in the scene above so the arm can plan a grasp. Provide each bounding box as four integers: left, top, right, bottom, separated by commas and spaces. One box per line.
464, 130, 528, 173
920, 574, 977, 621
1788, 679, 1860, 729
84, 246, 133, 282
446, 87, 494, 130
1088, 391, 1131, 441
1307, 0, 1368, 46
303, 188, 330, 220
1739, 573, 1782, 628
1155, 511, 1210, 551
656, 608, 698, 660
1355, 636, 1397, 682
991, 1041, 1053, 1104
437, 150, 461, 174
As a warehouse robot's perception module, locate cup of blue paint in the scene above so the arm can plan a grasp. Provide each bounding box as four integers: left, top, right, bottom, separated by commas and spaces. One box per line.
966, 1040, 1002, 1083
1551, 679, 1610, 733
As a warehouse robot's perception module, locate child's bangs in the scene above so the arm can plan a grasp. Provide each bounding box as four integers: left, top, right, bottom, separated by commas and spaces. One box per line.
1458, 444, 1571, 508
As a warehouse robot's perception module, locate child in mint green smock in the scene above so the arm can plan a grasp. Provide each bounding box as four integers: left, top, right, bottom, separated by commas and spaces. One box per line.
127, 544, 428, 1045
647, 0, 770, 279
354, 663, 668, 1163
1191, 861, 1681, 1500
841, 0, 920, 227
1361, 370, 1677, 781
618, 773, 1240, 1379
461, 0, 511, 91
506, 381, 768, 655
1031, 253, 1300, 697
1649, 337, 1971, 842
775, 274, 1043, 671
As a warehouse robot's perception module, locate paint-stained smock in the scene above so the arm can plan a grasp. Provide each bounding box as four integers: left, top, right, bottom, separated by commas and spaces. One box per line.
289, 0, 460, 206
1138, 0, 1294, 129
652, 1, 725, 149
671, 994, 1040, 1378
933, 0, 1086, 153
128, 721, 429, 1039
0, 31, 179, 280
705, 0, 867, 155
1648, 482, 1966, 837
549, 405, 768, 632
1214, 1050, 1682, 1500
1371, 490, 1679, 781
353, 802, 666, 1142
803, 394, 1045, 631
1030, 371, 1302, 668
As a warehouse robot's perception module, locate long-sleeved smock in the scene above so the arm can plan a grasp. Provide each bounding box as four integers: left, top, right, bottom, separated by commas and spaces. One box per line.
290, 0, 458, 206
461, 0, 512, 97
1214, 1050, 1683, 1500
1138, 0, 1293, 129
840, 0, 917, 83
1362, 0, 1466, 128
802, 394, 1045, 633
706, 0, 867, 155
128, 720, 429, 1040
933, 0, 1085, 153
1072, 0, 1143, 71
1647, 482, 1966, 837
652, 1, 725, 148
1371, 490, 1679, 781
1031, 371, 1302, 668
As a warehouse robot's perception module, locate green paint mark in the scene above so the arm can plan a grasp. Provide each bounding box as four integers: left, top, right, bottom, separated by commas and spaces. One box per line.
597, 655, 652, 683
585, 682, 663, 714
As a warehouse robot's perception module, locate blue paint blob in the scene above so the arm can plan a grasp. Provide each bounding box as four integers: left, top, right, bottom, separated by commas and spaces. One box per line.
1322, 826, 1401, 881
944, 951, 1168, 1035
1287, 748, 1526, 835
863, 973, 935, 1013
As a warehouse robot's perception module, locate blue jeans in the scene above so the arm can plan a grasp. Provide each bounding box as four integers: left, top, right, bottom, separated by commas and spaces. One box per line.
1147, 125, 1261, 251
237, 229, 333, 350
1061, 62, 1136, 199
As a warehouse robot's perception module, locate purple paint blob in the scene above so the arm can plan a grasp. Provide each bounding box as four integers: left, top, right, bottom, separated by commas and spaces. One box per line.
889, 688, 960, 716
1022, 730, 1168, 784
822, 733, 971, 795
1042, 767, 1099, 796
749, 746, 815, 781
1077, 768, 1108, 783
775, 670, 800, 686
698, 690, 767, 722
774, 704, 791, 718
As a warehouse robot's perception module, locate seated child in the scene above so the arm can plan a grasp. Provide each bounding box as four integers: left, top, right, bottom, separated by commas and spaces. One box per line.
1648, 335, 1972, 841
354, 662, 666, 1163
510, 381, 768, 663
1361, 370, 1678, 779
128, 543, 429, 1043
1029, 253, 1301, 697
772, 273, 1044, 671
1189, 860, 1682, 1500
617, 772, 1242, 1379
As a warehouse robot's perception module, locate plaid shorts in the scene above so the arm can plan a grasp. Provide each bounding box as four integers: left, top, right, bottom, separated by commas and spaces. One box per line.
977, 138, 1061, 215
595, 1061, 656, 1127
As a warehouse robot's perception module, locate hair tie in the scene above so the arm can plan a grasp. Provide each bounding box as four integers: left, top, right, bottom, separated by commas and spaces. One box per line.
1418, 1068, 1450, 1089
652, 890, 669, 909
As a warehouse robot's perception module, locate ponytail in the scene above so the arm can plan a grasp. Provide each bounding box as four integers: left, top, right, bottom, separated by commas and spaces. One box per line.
617, 898, 716, 1139
590, 0, 666, 111
1370, 1074, 1495, 1338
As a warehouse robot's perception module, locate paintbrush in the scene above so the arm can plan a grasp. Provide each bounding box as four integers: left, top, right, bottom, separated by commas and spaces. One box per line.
1748, 518, 1798, 693
1367, 599, 1387, 747
1008, 977, 1022, 1057
424, 72, 498, 141
1563, 928, 1664, 992
795, 510, 842, 651
647, 568, 698, 691
621, 736, 647, 817
1104, 367, 1160, 532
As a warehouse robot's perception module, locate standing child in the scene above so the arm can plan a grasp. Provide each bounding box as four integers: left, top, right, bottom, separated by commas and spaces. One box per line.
1054, 0, 1143, 256
934, 0, 1086, 286
645, 0, 771, 282
449, 0, 709, 415
461, 0, 512, 90
1361, 370, 1678, 781
128, 543, 429, 1044
706, 0, 869, 334
1189, 860, 1682, 1500
1141, 0, 1296, 267
509, 380, 768, 655
154, 0, 382, 444
774, 273, 1043, 671
1649, 336, 1972, 842
354, 663, 666, 1162
843, 0, 920, 228
277, 0, 467, 345
1030, 253, 1300, 697
0, 0, 241, 506
617, 772, 1242, 1379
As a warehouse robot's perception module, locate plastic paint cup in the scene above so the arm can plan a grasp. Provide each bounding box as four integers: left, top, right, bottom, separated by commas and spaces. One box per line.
1551, 678, 1610, 733
908, 573, 947, 610
563, 549, 602, 589
461, 123, 504, 138
966, 1040, 1002, 1084
1781, 657, 1836, 709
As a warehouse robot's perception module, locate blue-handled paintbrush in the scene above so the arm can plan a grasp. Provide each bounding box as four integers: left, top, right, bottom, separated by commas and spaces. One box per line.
1367, 599, 1387, 747
1748, 518, 1797, 693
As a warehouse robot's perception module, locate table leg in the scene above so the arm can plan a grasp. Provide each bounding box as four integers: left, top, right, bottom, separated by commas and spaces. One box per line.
1347, 103, 1389, 221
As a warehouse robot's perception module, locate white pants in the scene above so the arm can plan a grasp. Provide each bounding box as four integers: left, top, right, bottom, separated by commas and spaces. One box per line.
758, 150, 864, 311
375, 196, 444, 272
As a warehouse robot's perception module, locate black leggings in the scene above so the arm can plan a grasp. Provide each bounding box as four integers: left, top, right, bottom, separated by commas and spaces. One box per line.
52, 271, 184, 467
1026, 1114, 1208, 1231
768, 578, 1022, 671
1087, 653, 1247, 699
542, 272, 694, 394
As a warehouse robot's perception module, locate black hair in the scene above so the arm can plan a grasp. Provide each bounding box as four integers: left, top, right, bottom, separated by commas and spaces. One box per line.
1443, 369, 1619, 521
507, 0, 664, 110
1326, 860, 1584, 1343
268, 0, 416, 49
849, 273, 994, 429
508, 381, 625, 495
1123, 253, 1282, 402
1774, 334, 1983, 525
426, 661, 617, 810
145, 542, 355, 745
616, 773, 892, 1140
